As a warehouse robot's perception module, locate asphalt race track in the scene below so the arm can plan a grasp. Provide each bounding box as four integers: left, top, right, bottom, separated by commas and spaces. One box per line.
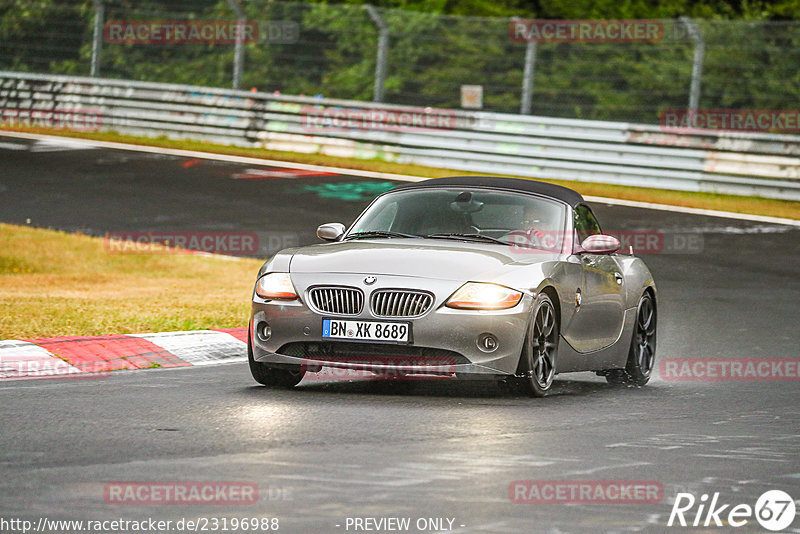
0, 136, 398, 256
1, 135, 799, 533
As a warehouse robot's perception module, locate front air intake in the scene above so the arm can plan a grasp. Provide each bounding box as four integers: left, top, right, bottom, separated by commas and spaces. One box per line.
308, 286, 364, 316
371, 289, 434, 318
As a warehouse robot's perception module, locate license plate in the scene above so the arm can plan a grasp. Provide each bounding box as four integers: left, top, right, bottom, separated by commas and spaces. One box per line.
322, 319, 411, 344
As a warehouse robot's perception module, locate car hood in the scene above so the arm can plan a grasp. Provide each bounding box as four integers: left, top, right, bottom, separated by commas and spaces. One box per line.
288, 239, 560, 282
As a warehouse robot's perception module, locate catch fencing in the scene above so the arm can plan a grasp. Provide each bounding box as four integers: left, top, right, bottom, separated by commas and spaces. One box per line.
2, 2, 800, 124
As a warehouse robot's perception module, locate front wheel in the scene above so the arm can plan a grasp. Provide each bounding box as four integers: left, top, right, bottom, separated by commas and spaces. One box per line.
248, 325, 305, 387
606, 291, 656, 387
515, 293, 559, 397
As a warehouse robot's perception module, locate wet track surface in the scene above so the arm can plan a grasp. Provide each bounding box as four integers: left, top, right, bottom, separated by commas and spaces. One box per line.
1, 135, 799, 533
0, 137, 395, 255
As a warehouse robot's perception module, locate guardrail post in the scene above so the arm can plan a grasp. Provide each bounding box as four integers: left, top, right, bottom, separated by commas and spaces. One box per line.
365, 5, 389, 102
90, 0, 104, 77
226, 0, 246, 90
520, 39, 537, 115
681, 17, 705, 113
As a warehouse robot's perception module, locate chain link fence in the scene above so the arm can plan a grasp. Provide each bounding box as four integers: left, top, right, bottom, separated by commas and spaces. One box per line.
1, 1, 799, 124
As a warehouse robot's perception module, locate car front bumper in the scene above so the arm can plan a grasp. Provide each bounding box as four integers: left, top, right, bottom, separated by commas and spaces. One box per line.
250, 273, 533, 376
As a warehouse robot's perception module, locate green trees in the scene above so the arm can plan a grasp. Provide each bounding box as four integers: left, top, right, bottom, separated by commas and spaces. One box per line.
1, 0, 798, 123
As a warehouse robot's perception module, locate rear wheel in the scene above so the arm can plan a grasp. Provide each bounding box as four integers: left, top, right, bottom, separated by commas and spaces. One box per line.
516, 293, 559, 397
248, 324, 305, 387
606, 292, 656, 387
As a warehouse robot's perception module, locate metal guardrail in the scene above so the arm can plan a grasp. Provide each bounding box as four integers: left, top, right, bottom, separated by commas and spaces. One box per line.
2, 71, 799, 201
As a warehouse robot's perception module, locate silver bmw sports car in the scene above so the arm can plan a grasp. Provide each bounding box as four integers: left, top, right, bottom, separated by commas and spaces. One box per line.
249, 176, 656, 396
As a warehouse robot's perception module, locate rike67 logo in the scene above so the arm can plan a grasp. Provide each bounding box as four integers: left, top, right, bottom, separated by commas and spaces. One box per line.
668, 490, 796, 531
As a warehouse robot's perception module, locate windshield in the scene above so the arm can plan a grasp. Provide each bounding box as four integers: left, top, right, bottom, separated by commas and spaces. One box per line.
348, 187, 567, 250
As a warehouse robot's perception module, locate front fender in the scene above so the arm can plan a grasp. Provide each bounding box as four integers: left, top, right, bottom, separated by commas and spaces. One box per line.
617, 255, 656, 308
257, 248, 301, 278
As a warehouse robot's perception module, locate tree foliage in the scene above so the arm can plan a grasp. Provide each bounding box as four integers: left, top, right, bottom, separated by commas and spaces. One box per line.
1, 0, 798, 122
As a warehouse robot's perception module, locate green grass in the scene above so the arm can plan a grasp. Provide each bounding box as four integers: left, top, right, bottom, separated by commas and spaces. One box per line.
0, 223, 262, 338
4, 126, 799, 220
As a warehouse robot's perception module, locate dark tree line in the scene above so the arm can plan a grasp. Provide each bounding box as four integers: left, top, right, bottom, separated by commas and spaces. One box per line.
1, 0, 798, 122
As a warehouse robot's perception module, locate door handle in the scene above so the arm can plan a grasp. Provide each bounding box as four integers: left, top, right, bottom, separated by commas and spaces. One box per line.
614, 272, 623, 285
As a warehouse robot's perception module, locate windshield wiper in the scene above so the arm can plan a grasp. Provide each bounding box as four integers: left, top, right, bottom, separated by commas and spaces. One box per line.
344, 230, 422, 240
424, 233, 508, 245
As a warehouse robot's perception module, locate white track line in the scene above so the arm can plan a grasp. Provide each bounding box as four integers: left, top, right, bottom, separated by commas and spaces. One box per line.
583, 196, 800, 227
0, 130, 421, 182
3, 130, 798, 226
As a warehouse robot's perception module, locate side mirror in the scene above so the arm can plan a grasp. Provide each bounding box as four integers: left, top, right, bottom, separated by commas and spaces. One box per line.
580, 234, 621, 254
317, 223, 346, 241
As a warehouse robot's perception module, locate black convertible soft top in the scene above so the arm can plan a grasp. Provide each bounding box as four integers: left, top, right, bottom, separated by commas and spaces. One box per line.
392, 176, 584, 208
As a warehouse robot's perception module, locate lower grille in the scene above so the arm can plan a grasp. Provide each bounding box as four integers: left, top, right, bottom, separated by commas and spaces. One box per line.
308, 286, 364, 316
277, 342, 469, 367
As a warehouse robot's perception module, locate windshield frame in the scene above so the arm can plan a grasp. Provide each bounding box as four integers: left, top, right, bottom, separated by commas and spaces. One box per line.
344, 185, 572, 253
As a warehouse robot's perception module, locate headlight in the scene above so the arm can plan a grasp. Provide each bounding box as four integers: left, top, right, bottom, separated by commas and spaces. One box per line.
446, 282, 522, 310
255, 273, 298, 300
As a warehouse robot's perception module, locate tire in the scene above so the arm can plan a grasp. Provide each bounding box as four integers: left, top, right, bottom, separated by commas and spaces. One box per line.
606, 291, 656, 387
248, 324, 305, 388
516, 292, 559, 397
